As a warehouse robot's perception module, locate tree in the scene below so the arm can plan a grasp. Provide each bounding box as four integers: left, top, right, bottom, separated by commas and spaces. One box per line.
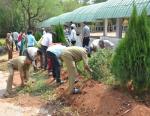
61, 0, 82, 12
0, 0, 23, 37
0, 0, 83, 35
111, 6, 150, 93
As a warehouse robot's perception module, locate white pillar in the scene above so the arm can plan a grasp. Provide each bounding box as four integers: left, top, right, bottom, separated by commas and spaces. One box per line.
103, 19, 108, 36
116, 18, 123, 38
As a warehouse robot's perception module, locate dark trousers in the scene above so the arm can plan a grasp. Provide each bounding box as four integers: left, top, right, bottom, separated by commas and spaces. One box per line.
47, 51, 61, 83
41, 45, 48, 69
71, 40, 76, 46
82, 37, 90, 47
14, 40, 18, 51
8, 48, 13, 59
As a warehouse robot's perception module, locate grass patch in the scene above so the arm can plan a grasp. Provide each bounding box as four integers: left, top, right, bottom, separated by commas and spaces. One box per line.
16, 70, 56, 100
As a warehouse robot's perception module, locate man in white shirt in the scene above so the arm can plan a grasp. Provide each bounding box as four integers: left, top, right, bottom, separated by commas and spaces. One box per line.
40, 28, 53, 69
70, 26, 77, 46
23, 47, 42, 70
46, 44, 66, 84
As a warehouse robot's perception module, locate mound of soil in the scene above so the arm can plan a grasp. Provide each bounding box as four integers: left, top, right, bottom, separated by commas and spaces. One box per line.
56, 79, 150, 116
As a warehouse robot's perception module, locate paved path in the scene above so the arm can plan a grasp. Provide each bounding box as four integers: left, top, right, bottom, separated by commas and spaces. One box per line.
0, 71, 49, 116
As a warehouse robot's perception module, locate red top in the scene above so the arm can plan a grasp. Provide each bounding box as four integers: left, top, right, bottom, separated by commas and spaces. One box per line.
18, 34, 22, 42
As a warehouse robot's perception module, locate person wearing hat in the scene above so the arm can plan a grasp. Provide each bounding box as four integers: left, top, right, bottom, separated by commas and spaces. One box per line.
3, 56, 33, 97
60, 46, 92, 94
82, 22, 90, 47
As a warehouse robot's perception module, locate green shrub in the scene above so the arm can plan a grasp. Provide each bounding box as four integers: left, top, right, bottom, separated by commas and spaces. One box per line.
34, 31, 42, 41
53, 24, 67, 44
0, 39, 5, 46
112, 6, 150, 93
89, 49, 114, 84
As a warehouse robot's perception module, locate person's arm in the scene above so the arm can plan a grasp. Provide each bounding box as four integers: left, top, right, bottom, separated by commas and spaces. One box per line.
19, 66, 25, 86
6, 39, 11, 50
82, 52, 93, 73
33, 36, 37, 45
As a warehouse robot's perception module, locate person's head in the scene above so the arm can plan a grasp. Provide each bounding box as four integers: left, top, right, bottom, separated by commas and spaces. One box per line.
24, 57, 32, 64
45, 28, 51, 33
27, 30, 33, 35
6, 33, 11, 38
37, 49, 42, 56
83, 21, 87, 26
90, 44, 97, 52
70, 21, 73, 25
71, 26, 74, 30
99, 40, 105, 49
85, 46, 92, 57
34, 49, 42, 64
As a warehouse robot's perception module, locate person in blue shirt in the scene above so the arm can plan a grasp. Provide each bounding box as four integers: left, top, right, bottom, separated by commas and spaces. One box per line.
46, 44, 66, 84
26, 30, 37, 47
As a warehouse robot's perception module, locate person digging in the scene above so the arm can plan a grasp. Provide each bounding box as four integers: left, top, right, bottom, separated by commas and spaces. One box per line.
60, 46, 92, 94
3, 56, 32, 97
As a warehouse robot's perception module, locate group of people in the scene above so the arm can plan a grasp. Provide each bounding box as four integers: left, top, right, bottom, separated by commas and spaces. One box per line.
64, 21, 91, 48
4, 22, 115, 97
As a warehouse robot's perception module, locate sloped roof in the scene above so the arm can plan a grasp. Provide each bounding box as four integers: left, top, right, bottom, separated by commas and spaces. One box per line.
94, 0, 150, 19
38, 0, 150, 27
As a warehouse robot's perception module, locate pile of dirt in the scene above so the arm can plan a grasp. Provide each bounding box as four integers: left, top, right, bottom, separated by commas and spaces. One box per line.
55, 79, 150, 116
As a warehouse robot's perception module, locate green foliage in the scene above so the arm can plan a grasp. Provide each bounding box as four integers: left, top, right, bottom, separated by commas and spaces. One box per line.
0, 39, 5, 46
112, 6, 150, 93
0, 1, 23, 37
76, 61, 91, 78
148, 17, 150, 30
62, 0, 82, 12
16, 71, 54, 97
34, 31, 42, 41
89, 49, 114, 84
0, 0, 83, 35
53, 24, 67, 44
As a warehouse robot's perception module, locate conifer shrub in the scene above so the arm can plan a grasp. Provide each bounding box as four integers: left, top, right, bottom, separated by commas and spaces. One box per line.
111, 6, 150, 93
34, 31, 42, 41
53, 24, 67, 44
89, 49, 114, 83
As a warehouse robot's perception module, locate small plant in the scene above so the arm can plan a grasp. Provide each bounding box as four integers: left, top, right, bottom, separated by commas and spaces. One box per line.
89, 49, 114, 84
76, 61, 90, 78
53, 24, 67, 44
16, 71, 55, 97
34, 31, 42, 41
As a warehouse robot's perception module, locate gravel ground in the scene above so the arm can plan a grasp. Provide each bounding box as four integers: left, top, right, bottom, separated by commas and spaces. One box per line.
0, 71, 49, 116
